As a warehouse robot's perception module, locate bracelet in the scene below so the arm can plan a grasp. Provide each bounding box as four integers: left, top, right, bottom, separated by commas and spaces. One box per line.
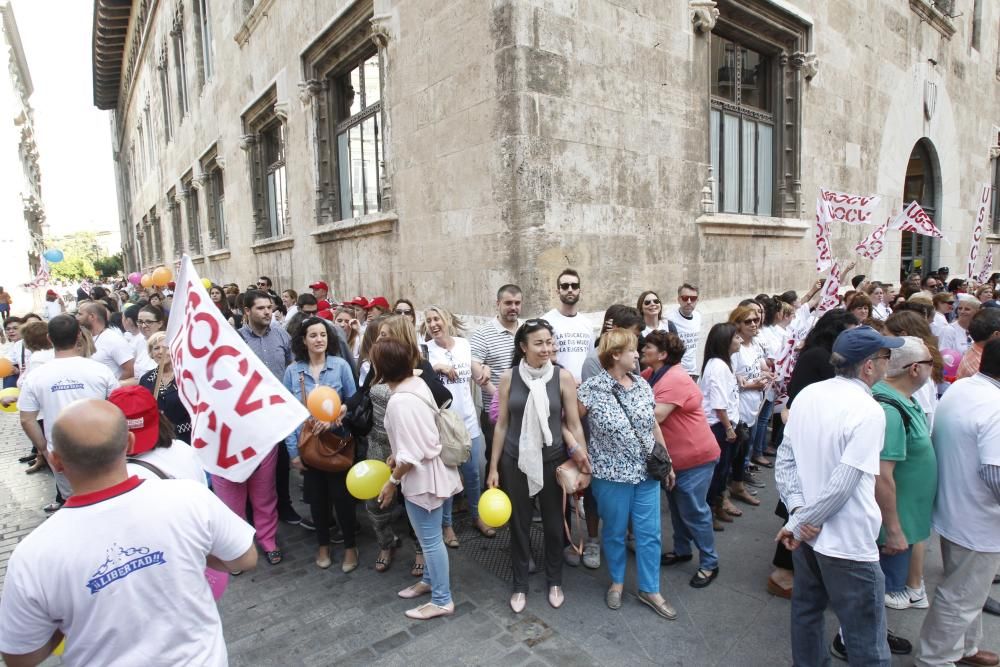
567, 443, 578, 456
388, 475, 402, 486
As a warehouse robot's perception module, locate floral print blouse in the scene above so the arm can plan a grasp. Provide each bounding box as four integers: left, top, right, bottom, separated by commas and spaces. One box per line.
577, 370, 657, 484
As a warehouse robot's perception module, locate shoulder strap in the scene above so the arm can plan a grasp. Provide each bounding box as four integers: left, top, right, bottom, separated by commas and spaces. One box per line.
874, 394, 913, 433
392, 389, 440, 414
610, 382, 651, 454
127, 457, 172, 479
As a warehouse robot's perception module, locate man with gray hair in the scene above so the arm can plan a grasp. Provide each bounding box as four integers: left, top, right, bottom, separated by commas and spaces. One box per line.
776, 326, 904, 666
0, 399, 257, 666
871, 337, 937, 612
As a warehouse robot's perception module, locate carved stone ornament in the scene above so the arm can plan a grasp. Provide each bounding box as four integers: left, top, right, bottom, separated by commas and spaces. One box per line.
924, 81, 937, 120
700, 165, 717, 214
370, 14, 392, 48
191, 172, 207, 190
990, 145, 1000, 159
690, 0, 719, 34
790, 52, 819, 80
214, 156, 226, 169
298, 79, 322, 106
238, 134, 257, 151
273, 101, 290, 123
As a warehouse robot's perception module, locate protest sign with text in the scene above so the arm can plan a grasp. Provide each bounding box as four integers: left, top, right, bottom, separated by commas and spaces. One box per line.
815, 198, 834, 272
854, 219, 890, 260
967, 184, 991, 278
165, 256, 308, 483
978, 245, 994, 284
887, 201, 944, 238
819, 189, 882, 225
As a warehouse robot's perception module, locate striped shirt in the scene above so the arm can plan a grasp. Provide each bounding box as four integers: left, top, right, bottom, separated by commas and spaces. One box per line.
469, 317, 521, 390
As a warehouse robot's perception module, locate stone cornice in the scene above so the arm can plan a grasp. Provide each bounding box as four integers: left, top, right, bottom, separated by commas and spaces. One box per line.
908, 0, 956, 39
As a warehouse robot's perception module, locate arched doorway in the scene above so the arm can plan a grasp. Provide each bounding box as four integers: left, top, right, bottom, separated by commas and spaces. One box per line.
900, 139, 940, 280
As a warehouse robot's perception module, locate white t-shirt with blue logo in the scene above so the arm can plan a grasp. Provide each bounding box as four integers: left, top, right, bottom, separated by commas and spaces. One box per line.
17, 356, 119, 442
0, 477, 254, 666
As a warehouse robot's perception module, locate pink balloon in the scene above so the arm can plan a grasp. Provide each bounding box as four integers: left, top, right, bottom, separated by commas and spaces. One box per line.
940, 349, 961, 376
128, 272, 142, 285
204, 568, 229, 601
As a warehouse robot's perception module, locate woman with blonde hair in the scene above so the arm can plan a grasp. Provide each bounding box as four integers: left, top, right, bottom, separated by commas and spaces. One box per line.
726, 304, 771, 502
422, 305, 495, 541
138, 331, 192, 444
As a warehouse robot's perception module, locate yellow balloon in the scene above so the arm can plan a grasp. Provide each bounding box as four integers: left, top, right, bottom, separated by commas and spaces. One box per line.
346, 460, 392, 500
0, 387, 19, 414
151, 266, 172, 287
201, 278, 213, 290
479, 488, 512, 528
140, 274, 152, 288
53, 638, 65, 656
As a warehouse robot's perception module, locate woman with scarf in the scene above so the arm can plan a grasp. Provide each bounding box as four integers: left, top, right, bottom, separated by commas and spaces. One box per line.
486, 318, 590, 614
578, 329, 679, 618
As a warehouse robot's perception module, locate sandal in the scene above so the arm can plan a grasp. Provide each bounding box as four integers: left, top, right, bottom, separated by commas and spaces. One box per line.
721, 498, 742, 517
751, 456, 774, 468
660, 552, 694, 567
374, 536, 400, 572
476, 521, 497, 538
690, 567, 719, 588
411, 560, 425, 578
731, 488, 761, 506
265, 549, 283, 565
404, 601, 454, 620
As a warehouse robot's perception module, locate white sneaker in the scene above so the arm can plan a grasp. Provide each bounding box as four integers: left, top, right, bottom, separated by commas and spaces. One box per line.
885, 590, 912, 610
582, 540, 601, 569
906, 584, 929, 609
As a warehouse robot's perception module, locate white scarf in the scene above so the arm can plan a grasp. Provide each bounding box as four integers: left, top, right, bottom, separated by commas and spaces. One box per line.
517, 359, 554, 496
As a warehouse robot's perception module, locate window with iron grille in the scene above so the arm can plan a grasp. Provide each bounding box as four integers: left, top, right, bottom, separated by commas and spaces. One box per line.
193, 0, 213, 86
168, 188, 183, 256
242, 88, 288, 238
200, 146, 226, 249
182, 172, 202, 254
334, 53, 383, 220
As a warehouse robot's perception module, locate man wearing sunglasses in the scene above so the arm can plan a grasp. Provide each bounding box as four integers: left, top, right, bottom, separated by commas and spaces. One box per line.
541, 269, 593, 383
666, 283, 702, 381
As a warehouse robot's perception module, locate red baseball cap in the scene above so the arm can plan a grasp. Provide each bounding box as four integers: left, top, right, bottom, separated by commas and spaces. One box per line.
347, 296, 369, 308
309, 280, 329, 291
46, 289, 57, 297
108, 386, 160, 455
316, 309, 333, 320
367, 296, 391, 310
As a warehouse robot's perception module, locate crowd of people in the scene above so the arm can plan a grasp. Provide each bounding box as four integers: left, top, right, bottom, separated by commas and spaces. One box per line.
0, 265, 998, 666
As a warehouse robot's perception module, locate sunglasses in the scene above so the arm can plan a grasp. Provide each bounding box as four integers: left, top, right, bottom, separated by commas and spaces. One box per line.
558, 282, 580, 291
742, 318, 760, 325
643, 299, 660, 306
394, 308, 413, 315
523, 318, 551, 327
944, 300, 955, 305
679, 295, 699, 303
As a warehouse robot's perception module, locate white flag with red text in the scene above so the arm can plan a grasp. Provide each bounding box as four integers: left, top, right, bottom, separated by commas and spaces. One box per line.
854, 219, 890, 260
888, 201, 944, 238
978, 246, 994, 284
968, 184, 991, 279
817, 261, 843, 314
819, 189, 882, 225
165, 256, 308, 482
815, 198, 835, 273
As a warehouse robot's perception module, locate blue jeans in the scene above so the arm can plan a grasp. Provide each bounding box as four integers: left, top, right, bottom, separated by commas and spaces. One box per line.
880, 545, 913, 594
591, 477, 662, 593
405, 500, 452, 606
666, 461, 719, 570
442, 434, 484, 525
792, 543, 890, 666
748, 399, 774, 460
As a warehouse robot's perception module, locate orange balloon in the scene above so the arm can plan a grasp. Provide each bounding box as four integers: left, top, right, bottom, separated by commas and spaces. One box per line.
306, 386, 342, 422
0, 358, 13, 378
140, 274, 152, 288
151, 266, 172, 287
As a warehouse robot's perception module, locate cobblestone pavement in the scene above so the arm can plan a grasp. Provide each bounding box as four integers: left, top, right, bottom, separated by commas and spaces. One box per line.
2, 410, 999, 666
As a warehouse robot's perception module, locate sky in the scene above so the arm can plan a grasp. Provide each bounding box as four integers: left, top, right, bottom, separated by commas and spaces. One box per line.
10, 0, 120, 241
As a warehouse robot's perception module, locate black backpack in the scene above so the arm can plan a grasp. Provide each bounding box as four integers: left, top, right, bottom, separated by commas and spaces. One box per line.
874, 394, 914, 433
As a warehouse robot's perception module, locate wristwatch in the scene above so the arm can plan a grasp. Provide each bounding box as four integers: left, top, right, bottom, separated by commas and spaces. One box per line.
388, 475, 402, 486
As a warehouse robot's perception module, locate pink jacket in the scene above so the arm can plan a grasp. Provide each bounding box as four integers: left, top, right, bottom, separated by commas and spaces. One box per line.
384, 376, 462, 511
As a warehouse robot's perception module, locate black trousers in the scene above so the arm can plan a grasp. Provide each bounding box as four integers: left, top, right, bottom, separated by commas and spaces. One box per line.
275, 441, 293, 515
304, 468, 357, 548
773, 500, 794, 570
501, 453, 564, 593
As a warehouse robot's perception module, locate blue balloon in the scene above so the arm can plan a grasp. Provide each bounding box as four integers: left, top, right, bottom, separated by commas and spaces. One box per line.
43, 249, 64, 263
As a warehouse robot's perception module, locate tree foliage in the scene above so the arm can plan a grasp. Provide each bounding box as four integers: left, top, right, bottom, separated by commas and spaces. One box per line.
46, 232, 119, 280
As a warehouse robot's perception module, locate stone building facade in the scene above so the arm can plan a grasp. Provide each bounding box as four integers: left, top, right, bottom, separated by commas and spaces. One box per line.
93, 0, 1000, 318
1, 1, 46, 313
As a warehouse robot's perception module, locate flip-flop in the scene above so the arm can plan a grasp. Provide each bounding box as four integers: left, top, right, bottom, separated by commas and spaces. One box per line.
411, 561, 425, 577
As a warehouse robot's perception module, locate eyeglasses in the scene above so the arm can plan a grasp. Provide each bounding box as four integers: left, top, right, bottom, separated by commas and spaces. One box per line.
394, 308, 413, 315
875, 352, 892, 360
523, 318, 551, 327
679, 295, 699, 303
943, 300, 954, 305
558, 282, 580, 291
643, 299, 660, 306
742, 318, 760, 325
257, 282, 268, 287
904, 359, 934, 369
137, 319, 160, 326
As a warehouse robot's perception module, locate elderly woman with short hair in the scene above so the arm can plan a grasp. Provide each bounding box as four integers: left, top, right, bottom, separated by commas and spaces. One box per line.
938, 294, 979, 355
139, 331, 191, 444
578, 329, 677, 618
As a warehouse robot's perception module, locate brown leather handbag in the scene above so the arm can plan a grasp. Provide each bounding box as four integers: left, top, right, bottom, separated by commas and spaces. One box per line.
297, 373, 354, 472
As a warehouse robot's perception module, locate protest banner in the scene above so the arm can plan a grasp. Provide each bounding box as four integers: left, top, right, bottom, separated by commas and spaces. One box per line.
165, 256, 308, 483
817, 261, 843, 314
819, 189, 882, 224
815, 198, 834, 272
968, 184, 991, 278
978, 245, 994, 284
854, 219, 890, 260
887, 201, 944, 238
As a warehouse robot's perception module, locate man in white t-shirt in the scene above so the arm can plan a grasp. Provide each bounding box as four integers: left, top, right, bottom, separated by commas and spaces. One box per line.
0, 398, 256, 667
541, 268, 593, 382
775, 326, 904, 666
18, 314, 120, 512
78, 301, 135, 380
43, 289, 64, 320
915, 339, 1000, 667
666, 283, 703, 379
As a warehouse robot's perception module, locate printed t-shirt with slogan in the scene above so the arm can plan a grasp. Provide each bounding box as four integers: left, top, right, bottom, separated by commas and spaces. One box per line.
542, 309, 594, 381
0, 478, 254, 666
17, 356, 119, 446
